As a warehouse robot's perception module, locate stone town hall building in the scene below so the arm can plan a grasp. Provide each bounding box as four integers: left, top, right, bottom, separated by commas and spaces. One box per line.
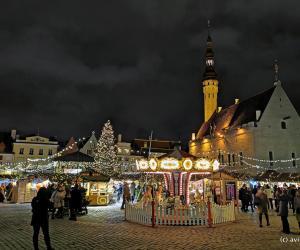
189, 29, 300, 173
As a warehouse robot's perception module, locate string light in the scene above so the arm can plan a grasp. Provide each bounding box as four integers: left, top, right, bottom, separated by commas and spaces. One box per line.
197, 149, 299, 163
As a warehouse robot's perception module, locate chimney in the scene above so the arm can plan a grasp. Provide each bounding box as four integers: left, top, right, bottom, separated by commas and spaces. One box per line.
118, 134, 122, 142
217, 107, 222, 113
256, 110, 261, 121
235, 98, 239, 104
11, 129, 17, 140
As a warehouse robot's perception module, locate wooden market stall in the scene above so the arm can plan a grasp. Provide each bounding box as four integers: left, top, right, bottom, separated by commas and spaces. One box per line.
80, 171, 113, 206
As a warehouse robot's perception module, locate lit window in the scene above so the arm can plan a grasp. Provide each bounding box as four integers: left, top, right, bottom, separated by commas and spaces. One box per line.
206, 59, 214, 66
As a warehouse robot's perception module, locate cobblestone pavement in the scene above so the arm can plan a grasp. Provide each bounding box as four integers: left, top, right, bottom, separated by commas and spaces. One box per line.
0, 202, 300, 250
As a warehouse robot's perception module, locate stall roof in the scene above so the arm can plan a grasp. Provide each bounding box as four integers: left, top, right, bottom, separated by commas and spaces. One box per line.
53, 151, 94, 162
81, 175, 110, 182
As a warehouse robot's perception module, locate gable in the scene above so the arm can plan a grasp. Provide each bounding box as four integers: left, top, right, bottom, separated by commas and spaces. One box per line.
26, 136, 49, 143
258, 84, 300, 129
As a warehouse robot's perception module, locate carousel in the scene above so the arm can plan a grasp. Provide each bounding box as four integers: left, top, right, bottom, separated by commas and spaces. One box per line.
126, 149, 235, 227
135, 149, 220, 205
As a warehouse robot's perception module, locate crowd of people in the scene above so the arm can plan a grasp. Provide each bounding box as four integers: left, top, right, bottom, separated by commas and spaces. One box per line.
115, 182, 143, 209
239, 183, 300, 234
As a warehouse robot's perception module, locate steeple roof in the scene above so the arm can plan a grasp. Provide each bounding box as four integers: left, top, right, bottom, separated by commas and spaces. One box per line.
203, 22, 217, 81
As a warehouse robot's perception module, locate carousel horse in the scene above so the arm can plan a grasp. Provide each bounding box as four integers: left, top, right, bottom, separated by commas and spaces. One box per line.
155, 186, 163, 205
142, 185, 153, 207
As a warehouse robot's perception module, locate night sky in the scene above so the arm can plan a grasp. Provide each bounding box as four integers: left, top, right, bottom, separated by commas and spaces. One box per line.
0, 0, 299, 144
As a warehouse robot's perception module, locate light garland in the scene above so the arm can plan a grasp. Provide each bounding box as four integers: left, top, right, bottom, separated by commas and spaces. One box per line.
198, 149, 300, 163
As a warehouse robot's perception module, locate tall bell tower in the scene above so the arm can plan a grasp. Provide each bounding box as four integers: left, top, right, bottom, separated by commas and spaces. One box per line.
203, 20, 218, 122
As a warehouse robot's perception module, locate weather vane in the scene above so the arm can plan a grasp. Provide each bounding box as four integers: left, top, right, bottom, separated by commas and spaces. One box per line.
274, 59, 279, 82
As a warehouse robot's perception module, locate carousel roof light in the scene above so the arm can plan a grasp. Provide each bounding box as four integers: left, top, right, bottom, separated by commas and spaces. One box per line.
194, 159, 210, 170
160, 158, 180, 170
183, 159, 193, 171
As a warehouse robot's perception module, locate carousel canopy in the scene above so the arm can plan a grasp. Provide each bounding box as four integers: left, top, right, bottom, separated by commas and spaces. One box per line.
136, 149, 220, 172
53, 151, 94, 162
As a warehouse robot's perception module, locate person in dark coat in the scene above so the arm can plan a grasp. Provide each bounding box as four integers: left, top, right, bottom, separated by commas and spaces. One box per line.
69, 184, 82, 221
278, 189, 290, 234
239, 184, 246, 212
31, 187, 54, 250
256, 188, 270, 227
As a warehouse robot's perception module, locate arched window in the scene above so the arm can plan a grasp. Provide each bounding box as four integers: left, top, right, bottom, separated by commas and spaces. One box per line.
281, 121, 286, 129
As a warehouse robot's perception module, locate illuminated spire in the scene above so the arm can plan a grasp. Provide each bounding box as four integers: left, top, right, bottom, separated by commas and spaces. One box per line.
203, 20, 217, 81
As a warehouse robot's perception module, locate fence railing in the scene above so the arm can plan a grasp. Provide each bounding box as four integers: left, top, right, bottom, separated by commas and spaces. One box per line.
125, 200, 235, 226
212, 201, 235, 224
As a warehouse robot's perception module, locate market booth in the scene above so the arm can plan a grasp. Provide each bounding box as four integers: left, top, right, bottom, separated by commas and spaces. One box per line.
211, 171, 239, 204
80, 171, 113, 206
11, 176, 50, 203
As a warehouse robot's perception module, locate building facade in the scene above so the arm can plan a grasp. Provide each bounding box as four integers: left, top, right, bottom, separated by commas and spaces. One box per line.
13, 135, 59, 162
189, 29, 300, 173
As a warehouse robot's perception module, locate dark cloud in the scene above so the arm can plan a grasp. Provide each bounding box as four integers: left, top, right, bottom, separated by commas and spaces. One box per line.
0, 0, 299, 144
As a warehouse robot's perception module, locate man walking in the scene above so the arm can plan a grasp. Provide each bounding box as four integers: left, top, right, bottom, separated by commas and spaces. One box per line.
31, 187, 54, 250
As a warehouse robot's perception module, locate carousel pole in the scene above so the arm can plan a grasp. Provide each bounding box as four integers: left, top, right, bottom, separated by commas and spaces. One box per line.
148, 131, 156, 227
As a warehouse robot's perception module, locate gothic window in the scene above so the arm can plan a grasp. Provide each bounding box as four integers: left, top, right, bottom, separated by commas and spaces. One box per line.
227, 154, 231, 166
269, 151, 273, 166
292, 153, 296, 167
281, 121, 286, 129
239, 152, 243, 166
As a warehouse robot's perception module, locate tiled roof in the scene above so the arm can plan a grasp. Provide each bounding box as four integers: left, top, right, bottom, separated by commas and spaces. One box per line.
197, 86, 276, 139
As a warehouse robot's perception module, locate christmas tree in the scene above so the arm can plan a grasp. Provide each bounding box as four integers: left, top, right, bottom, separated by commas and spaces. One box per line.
94, 120, 118, 176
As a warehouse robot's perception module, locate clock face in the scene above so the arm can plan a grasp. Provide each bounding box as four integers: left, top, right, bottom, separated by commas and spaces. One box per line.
206, 59, 214, 66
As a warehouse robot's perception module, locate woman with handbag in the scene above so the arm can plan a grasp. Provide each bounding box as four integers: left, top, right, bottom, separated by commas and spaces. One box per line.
294, 189, 300, 233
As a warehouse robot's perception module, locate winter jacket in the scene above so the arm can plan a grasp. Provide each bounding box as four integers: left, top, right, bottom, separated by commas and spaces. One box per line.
256, 190, 268, 214
31, 196, 49, 226
278, 193, 289, 217
70, 188, 82, 209
265, 188, 273, 199
50, 190, 66, 208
